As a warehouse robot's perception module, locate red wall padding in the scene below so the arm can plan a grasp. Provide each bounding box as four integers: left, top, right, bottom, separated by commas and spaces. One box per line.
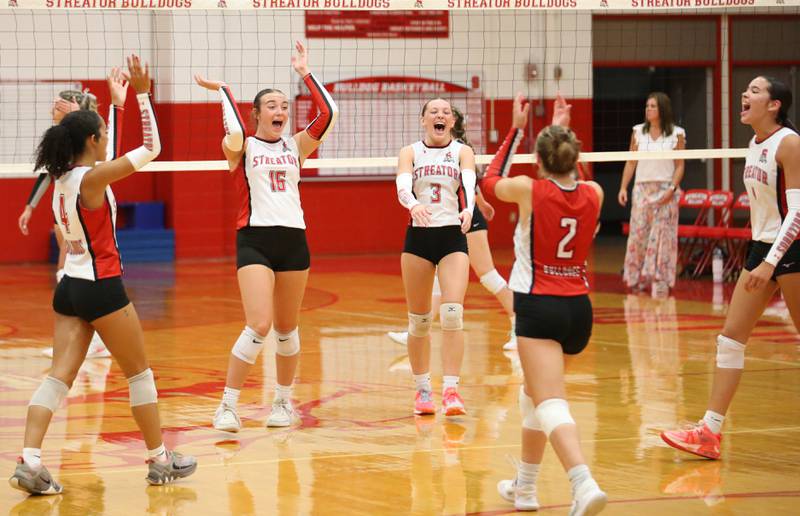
1, 96, 592, 263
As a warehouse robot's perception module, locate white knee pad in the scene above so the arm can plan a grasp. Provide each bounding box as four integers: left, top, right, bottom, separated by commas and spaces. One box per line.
716, 334, 746, 369
231, 326, 266, 364
29, 376, 69, 412
535, 398, 575, 437
440, 303, 464, 331
518, 386, 542, 431
275, 328, 300, 357
480, 269, 508, 295
432, 274, 442, 297
128, 368, 158, 407
408, 312, 433, 338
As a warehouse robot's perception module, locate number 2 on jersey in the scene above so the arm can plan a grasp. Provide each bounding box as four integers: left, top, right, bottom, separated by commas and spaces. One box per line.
269, 170, 286, 192
556, 217, 577, 259
430, 183, 442, 203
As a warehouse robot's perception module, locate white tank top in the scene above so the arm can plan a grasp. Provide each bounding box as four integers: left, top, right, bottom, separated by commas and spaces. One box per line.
632, 123, 686, 183
743, 127, 797, 243
411, 140, 465, 227
235, 136, 305, 230
52, 166, 121, 281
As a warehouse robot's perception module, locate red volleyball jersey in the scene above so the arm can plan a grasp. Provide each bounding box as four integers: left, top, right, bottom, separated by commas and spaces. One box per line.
508, 178, 600, 296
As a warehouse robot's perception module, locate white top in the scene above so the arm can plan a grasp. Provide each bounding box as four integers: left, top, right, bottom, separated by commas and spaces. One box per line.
53, 166, 120, 281
411, 140, 465, 227
743, 126, 797, 243
632, 123, 686, 183
240, 136, 305, 229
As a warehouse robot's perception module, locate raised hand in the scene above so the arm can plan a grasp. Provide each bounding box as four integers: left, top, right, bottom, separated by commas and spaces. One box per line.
291, 40, 309, 76
107, 67, 129, 107
126, 54, 150, 94
512, 92, 530, 130
193, 73, 226, 92
552, 91, 572, 128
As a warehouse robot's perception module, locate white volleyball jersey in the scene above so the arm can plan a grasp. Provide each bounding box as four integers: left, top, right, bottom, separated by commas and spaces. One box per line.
52, 166, 121, 281
411, 140, 465, 227
235, 136, 305, 230
743, 127, 797, 243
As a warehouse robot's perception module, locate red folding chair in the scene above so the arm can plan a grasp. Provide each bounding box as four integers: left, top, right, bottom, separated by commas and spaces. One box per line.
724, 192, 751, 280
692, 190, 734, 277
677, 189, 712, 275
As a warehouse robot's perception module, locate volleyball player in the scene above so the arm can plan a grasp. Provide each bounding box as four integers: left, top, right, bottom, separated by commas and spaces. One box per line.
396, 97, 476, 416
194, 41, 338, 431
483, 94, 607, 515
661, 76, 800, 460
388, 106, 517, 350
18, 77, 128, 360
9, 55, 196, 496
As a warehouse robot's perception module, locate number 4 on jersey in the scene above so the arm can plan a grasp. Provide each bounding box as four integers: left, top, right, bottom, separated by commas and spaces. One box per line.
557, 217, 577, 259
59, 194, 71, 234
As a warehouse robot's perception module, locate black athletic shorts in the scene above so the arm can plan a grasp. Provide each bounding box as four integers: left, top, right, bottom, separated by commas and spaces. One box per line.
237, 226, 310, 271
468, 204, 488, 233
745, 240, 800, 280
514, 292, 593, 355
403, 225, 468, 265
53, 275, 130, 322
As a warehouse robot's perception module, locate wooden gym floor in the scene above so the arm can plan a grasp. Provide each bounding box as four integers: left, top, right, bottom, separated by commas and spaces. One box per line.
1, 239, 798, 515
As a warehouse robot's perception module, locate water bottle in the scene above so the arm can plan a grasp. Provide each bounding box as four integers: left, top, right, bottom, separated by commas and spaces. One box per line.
712, 247, 724, 283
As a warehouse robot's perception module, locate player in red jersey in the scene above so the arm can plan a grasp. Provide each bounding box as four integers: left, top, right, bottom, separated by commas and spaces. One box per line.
9, 55, 196, 496
482, 94, 607, 516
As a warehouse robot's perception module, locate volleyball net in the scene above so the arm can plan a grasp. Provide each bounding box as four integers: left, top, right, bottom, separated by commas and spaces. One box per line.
0, 3, 798, 184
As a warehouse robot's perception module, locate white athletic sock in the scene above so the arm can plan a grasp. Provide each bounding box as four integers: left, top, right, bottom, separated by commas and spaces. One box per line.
517, 460, 539, 485
222, 386, 240, 409
274, 384, 293, 402
413, 373, 432, 392
442, 375, 460, 393
567, 464, 592, 493
148, 444, 169, 464
703, 410, 725, 434
22, 448, 42, 472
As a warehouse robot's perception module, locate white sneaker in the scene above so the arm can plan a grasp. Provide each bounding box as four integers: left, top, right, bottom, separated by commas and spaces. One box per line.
213, 404, 241, 433
569, 479, 607, 516
497, 479, 539, 511
502, 332, 517, 351
387, 331, 408, 346
41, 333, 110, 358
266, 399, 295, 427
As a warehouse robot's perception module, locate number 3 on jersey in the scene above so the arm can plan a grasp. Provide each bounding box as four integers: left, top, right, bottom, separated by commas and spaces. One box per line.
268, 170, 286, 192
430, 183, 441, 203
556, 217, 577, 259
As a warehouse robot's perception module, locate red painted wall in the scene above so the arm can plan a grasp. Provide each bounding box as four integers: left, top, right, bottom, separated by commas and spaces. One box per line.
1, 96, 592, 263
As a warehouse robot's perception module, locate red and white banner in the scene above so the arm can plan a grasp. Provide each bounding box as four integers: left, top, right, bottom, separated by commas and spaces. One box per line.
306, 10, 448, 38
2, 0, 794, 11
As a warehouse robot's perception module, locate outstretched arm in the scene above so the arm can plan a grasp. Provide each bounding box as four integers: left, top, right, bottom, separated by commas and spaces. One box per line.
81, 55, 160, 209
481, 93, 531, 205
194, 73, 246, 169
106, 66, 128, 160
292, 41, 339, 163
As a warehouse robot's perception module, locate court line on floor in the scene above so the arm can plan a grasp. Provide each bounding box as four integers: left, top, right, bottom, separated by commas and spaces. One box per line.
463, 489, 800, 515
46, 424, 800, 478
